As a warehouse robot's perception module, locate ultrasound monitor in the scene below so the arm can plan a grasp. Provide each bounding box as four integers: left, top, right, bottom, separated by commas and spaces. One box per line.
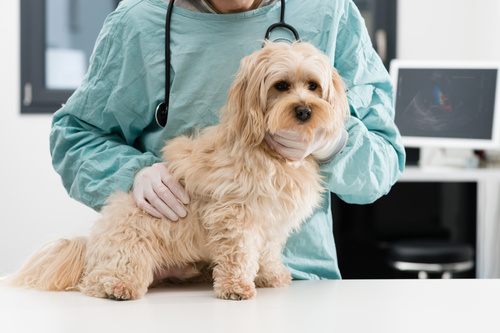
390, 60, 500, 152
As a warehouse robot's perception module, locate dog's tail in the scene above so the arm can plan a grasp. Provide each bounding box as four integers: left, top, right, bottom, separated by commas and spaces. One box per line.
6, 237, 87, 291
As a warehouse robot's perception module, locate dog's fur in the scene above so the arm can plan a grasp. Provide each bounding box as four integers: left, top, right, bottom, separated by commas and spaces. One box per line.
8, 42, 348, 300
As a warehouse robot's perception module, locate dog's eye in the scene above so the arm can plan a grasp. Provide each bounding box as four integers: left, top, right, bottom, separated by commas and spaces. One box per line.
308, 82, 318, 91
275, 81, 290, 91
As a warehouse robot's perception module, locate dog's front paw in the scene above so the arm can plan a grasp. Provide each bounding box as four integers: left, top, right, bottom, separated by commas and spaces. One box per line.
255, 267, 292, 288
214, 278, 256, 300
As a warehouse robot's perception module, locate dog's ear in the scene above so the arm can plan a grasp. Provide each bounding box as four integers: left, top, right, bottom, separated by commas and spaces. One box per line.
326, 69, 350, 127
224, 50, 269, 147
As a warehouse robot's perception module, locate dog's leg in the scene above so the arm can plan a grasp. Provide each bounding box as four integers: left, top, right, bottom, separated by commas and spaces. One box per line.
78, 237, 156, 300
211, 245, 259, 300
76, 210, 162, 300
206, 214, 260, 300
255, 240, 292, 288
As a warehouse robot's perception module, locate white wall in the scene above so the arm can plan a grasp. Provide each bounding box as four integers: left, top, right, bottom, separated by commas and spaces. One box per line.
397, 0, 500, 61
1, 0, 500, 276
0, 0, 99, 276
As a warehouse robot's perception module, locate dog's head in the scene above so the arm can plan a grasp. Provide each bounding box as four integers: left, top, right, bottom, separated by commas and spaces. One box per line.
223, 41, 349, 148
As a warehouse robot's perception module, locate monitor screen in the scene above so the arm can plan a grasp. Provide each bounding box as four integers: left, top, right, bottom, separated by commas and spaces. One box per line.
390, 60, 500, 151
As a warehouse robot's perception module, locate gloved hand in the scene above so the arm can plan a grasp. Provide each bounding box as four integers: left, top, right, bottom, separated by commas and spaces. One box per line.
132, 162, 190, 221
264, 128, 347, 162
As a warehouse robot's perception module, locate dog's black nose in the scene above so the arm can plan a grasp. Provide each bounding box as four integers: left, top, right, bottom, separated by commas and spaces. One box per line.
294, 105, 312, 121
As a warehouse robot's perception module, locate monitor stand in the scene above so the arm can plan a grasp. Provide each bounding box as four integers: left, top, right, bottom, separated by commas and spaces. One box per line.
419, 148, 480, 169
405, 147, 420, 166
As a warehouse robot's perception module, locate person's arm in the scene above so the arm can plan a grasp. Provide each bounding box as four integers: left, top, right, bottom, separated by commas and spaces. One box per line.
50, 6, 164, 211
320, 1, 406, 204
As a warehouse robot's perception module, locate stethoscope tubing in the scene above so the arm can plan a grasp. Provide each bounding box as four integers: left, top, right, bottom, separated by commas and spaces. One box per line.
154, 0, 175, 127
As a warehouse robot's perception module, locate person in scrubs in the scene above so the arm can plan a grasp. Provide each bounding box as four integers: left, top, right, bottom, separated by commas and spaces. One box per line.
50, 0, 406, 280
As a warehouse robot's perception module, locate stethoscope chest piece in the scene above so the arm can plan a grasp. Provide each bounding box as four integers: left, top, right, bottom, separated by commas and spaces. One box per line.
155, 102, 168, 128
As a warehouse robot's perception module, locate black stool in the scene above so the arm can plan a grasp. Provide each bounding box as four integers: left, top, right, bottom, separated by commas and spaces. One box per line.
387, 239, 474, 279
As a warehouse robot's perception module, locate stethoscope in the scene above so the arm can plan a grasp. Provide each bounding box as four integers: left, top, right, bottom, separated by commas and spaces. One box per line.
155, 0, 300, 127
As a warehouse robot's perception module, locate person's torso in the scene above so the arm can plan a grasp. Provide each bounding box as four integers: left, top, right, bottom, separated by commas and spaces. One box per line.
121, 0, 346, 155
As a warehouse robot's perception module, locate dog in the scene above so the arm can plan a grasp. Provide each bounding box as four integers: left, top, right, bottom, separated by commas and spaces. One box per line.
8, 41, 349, 300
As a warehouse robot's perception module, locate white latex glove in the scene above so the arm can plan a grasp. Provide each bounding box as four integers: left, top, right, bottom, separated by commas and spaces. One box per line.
264, 128, 347, 162
132, 162, 190, 221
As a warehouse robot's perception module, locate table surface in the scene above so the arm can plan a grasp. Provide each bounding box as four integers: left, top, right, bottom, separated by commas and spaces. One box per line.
1, 279, 499, 333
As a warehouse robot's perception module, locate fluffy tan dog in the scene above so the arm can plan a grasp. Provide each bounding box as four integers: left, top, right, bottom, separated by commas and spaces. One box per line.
9, 41, 348, 300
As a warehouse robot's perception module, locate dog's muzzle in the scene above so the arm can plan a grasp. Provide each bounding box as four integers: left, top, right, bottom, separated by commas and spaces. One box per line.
294, 105, 312, 122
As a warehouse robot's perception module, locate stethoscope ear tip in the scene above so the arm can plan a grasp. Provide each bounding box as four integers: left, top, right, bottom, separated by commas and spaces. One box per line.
155, 102, 168, 127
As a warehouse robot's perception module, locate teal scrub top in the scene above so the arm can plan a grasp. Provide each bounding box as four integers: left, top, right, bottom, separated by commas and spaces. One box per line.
50, 0, 406, 280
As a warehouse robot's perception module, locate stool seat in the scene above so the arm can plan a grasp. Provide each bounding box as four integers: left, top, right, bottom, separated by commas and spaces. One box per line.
389, 240, 473, 264
387, 239, 474, 278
